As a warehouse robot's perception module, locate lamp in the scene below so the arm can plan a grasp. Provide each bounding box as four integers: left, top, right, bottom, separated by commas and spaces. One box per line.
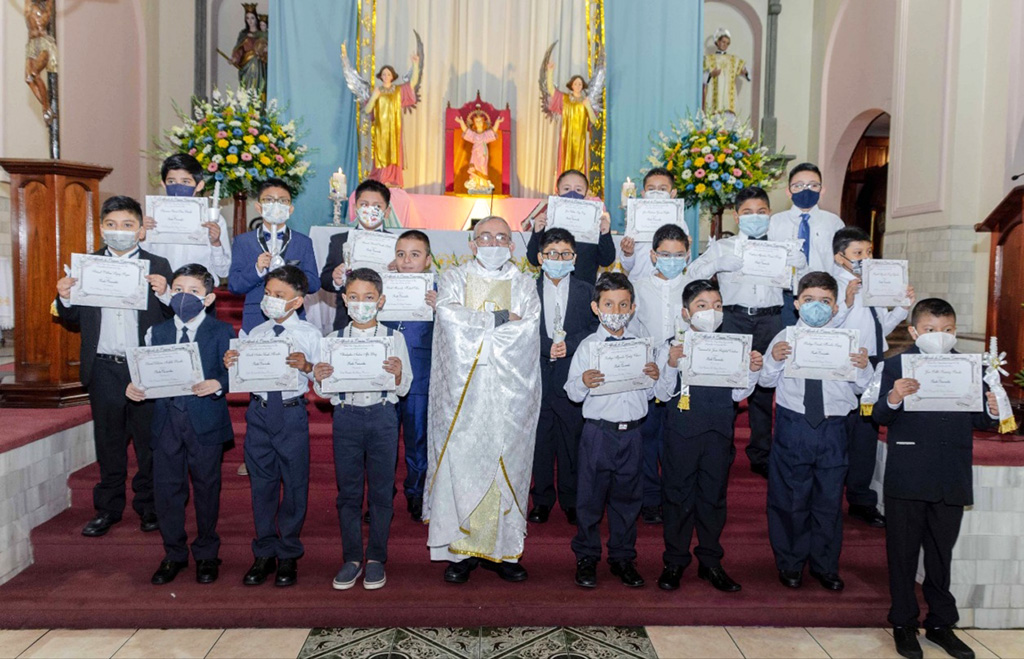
462, 198, 492, 231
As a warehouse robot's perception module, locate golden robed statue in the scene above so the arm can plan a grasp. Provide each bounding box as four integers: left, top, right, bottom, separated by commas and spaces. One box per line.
703, 27, 750, 125
539, 41, 606, 177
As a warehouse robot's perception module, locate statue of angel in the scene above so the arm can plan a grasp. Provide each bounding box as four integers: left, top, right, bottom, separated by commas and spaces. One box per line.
341, 31, 424, 188
539, 41, 605, 176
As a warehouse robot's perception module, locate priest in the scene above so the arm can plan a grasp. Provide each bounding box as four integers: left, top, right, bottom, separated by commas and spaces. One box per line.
424, 216, 541, 583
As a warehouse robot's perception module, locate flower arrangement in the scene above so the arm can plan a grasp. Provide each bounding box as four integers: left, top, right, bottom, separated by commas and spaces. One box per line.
647, 111, 783, 214
157, 87, 313, 199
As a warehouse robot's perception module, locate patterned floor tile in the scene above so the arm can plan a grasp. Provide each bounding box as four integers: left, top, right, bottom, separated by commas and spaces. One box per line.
392, 628, 480, 659
298, 628, 395, 659
563, 627, 657, 659
480, 627, 565, 659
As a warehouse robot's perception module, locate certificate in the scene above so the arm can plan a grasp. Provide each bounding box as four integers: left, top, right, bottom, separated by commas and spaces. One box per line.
591, 337, 653, 395
69, 253, 150, 310
625, 198, 686, 242
229, 337, 298, 393
127, 343, 204, 399
144, 195, 209, 245
546, 195, 603, 244
862, 259, 911, 308
681, 332, 752, 388
348, 231, 398, 270
320, 336, 396, 394
784, 326, 861, 382
733, 239, 795, 288
902, 353, 982, 412
379, 273, 434, 321
464, 274, 512, 312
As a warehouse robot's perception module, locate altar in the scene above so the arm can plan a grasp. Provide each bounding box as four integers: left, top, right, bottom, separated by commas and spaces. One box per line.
351, 188, 541, 231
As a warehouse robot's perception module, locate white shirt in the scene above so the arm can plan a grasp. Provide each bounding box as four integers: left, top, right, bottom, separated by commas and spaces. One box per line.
629, 272, 691, 346
140, 212, 231, 279
619, 240, 655, 283
653, 330, 758, 402
316, 322, 412, 406
143, 309, 207, 346
834, 268, 908, 357
242, 313, 320, 402
767, 205, 844, 286
685, 235, 787, 308
565, 325, 654, 422
542, 274, 571, 339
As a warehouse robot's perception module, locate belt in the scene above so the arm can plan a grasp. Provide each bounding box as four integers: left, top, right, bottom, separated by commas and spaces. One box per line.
96, 353, 127, 364
724, 304, 782, 317
587, 418, 645, 432
250, 394, 306, 408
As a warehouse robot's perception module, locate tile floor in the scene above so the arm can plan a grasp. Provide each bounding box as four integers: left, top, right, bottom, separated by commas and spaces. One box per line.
1, 626, 1023, 658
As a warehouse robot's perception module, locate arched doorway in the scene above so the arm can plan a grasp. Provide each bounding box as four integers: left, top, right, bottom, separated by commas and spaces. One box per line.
840, 112, 889, 256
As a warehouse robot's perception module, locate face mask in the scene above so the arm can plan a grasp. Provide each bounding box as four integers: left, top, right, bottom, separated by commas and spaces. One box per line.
103, 229, 139, 253
655, 256, 688, 280
541, 260, 575, 279
262, 202, 291, 225
847, 258, 865, 277
560, 190, 585, 200
798, 301, 834, 328
475, 245, 510, 270
738, 213, 770, 238
791, 188, 820, 210
260, 294, 294, 321
644, 189, 671, 200
347, 300, 379, 324
165, 183, 197, 197
688, 309, 723, 333
914, 331, 957, 355
357, 205, 385, 229
599, 312, 631, 332
170, 292, 206, 322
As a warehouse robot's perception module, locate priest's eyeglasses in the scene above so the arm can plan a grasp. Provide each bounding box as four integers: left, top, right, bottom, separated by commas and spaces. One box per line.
540, 250, 576, 260
474, 233, 512, 246
788, 182, 822, 192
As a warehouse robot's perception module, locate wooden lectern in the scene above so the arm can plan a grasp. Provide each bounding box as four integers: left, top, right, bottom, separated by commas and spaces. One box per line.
0, 159, 111, 408
976, 185, 1024, 397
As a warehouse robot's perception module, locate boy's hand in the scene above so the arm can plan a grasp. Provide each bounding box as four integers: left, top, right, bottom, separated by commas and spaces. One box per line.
986, 391, 999, 416
620, 236, 635, 257
143, 215, 158, 230
749, 350, 764, 373
223, 349, 239, 369
582, 369, 605, 389
56, 276, 77, 300
888, 377, 920, 404
125, 383, 147, 402
383, 356, 402, 385
533, 212, 547, 233
550, 342, 567, 359
599, 212, 611, 235
203, 221, 222, 247
903, 285, 916, 309
667, 343, 686, 368
312, 362, 333, 383
256, 252, 272, 271
643, 362, 660, 380
425, 290, 438, 309
192, 379, 221, 397
508, 312, 521, 321
387, 259, 398, 272
710, 67, 722, 77
845, 278, 862, 308
771, 341, 792, 362
332, 262, 347, 287
850, 347, 869, 369
146, 274, 168, 296
287, 351, 311, 373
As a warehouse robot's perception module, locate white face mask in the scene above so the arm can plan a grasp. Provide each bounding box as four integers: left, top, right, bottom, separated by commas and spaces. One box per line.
914, 331, 957, 355
262, 202, 291, 225
600, 312, 631, 332
260, 295, 294, 320
644, 189, 671, 200
357, 205, 385, 229
475, 246, 511, 270
103, 229, 139, 253
688, 309, 723, 333
347, 300, 379, 324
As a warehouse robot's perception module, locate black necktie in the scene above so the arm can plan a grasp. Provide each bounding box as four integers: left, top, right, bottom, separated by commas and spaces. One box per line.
870, 307, 884, 361
805, 378, 825, 428
605, 335, 625, 342
265, 324, 286, 434
173, 326, 190, 411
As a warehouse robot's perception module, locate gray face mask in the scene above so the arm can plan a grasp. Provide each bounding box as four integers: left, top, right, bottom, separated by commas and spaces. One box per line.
103, 229, 139, 253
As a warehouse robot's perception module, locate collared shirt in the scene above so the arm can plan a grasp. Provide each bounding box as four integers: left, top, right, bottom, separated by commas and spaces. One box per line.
143, 309, 207, 346
685, 235, 785, 308
141, 212, 231, 278
653, 329, 758, 402
242, 312, 320, 402
619, 240, 655, 283
767, 205, 844, 284
834, 268, 908, 357
316, 322, 412, 407
542, 274, 571, 339
565, 325, 654, 422
629, 272, 691, 346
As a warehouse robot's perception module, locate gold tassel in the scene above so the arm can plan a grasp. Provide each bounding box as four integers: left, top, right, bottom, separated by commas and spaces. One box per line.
861, 403, 874, 416
999, 416, 1018, 434
677, 395, 690, 411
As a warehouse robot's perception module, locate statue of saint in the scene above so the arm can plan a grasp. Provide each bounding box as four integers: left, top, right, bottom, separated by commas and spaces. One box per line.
703, 27, 750, 126
24, 0, 57, 125
230, 3, 267, 97
456, 109, 503, 194
540, 41, 605, 176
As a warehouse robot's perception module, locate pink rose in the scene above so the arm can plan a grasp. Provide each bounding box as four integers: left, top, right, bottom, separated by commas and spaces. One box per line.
704, 154, 714, 163
724, 149, 733, 154
216, 131, 228, 139
241, 152, 253, 161
695, 169, 706, 178
248, 127, 259, 135
207, 162, 218, 172
188, 148, 197, 156
732, 168, 742, 177
275, 154, 285, 163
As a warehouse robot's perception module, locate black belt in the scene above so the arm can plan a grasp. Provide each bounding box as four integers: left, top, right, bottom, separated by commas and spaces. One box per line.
724, 304, 782, 317
587, 418, 645, 432
96, 353, 127, 364
250, 394, 306, 408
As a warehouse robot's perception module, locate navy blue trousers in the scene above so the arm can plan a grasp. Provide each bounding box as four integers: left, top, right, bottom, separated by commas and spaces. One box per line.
333, 402, 399, 564
530, 394, 584, 510
845, 409, 881, 507
572, 421, 643, 562
781, 290, 798, 328
767, 406, 848, 574
398, 394, 428, 499
244, 400, 310, 559
639, 400, 666, 507
153, 406, 223, 562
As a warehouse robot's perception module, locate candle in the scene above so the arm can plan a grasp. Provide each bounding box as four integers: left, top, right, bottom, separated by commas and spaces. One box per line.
331, 168, 347, 197
621, 177, 636, 209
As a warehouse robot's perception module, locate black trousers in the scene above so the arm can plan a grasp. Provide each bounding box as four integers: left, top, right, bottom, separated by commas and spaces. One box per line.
845, 410, 880, 508
662, 427, 735, 569
87, 358, 154, 518
530, 394, 584, 510
885, 496, 964, 629
722, 309, 782, 468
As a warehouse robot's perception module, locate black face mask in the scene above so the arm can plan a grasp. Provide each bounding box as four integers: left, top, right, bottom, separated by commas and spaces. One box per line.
560, 191, 585, 200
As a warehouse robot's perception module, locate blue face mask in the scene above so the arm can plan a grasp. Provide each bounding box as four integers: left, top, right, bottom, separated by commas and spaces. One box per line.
738, 213, 770, 238
798, 301, 833, 327
170, 292, 206, 322
791, 188, 820, 210
560, 190, 585, 200
541, 260, 575, 279
165, 183, 197, 197
655, 256, 688, 280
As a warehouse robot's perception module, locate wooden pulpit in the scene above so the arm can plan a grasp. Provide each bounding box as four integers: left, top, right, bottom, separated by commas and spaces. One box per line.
0, 159, 112, 408
976, 185, 1024, 397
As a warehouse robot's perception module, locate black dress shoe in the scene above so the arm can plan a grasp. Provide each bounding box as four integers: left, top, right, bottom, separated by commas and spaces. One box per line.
139, 512, 159, 533
778, 569, 802, 588
809, 570, 845, 591
564, 507, 577, 525
443, 558, 478, 584
751, 463, 769, 479
848, 504, 886, 528
275, 558, 297, 587
527, 505, 550, 523
196, 558, 221, 584
408, 496, 423, 522
657, 564, 683, 591
893, 627, 923, 659
698, 565, 742, 592
243, 556, 277, 586
81, 513, 120, 537
640, 506, 663, 525
574, 557, 598, 588
609, 560, 645, 587
924, 627, 975, 659
151, 559, 187, 585
479, 559, 528, 582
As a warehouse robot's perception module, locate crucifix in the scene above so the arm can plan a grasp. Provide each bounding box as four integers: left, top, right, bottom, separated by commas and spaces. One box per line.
23, 0, 60, 158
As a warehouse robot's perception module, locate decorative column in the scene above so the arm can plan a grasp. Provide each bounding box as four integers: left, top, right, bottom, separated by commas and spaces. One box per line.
761, 0, 782, 153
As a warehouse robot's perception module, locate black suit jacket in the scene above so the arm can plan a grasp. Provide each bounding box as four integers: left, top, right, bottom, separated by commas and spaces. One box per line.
872, 346, 995, 506
537, 275, 598, 398
55, 248, 174, 387
527, 230, 615, 285
320, 229, 393, 331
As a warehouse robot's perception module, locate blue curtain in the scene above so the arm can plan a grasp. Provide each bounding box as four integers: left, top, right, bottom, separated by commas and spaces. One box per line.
605, 0, 703, 252
268, 0, 358, 235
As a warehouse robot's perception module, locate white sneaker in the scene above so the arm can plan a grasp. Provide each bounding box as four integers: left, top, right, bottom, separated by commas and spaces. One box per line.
332, 561, 362, 590
363, 560, 386, 590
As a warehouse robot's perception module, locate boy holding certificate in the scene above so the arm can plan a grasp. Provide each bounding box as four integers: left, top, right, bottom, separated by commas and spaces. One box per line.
874, 298, 997, 659
223, 265, 320, 587
618, 167, 689, 283
565, 273, 660, 588
654, 279, 762, 593
312, 268, 412, 591
125, 264, 233, 586
759, 271, 871, 592
528, 228, 598, 525
832, 226, 915, 530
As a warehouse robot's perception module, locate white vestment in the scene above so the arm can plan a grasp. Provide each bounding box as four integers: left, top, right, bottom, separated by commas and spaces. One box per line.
424, 259, 541, 563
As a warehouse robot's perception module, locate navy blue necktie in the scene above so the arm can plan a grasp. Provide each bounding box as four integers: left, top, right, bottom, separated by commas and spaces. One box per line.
798, 213, 811, 260
805, 378, 825, 428
262, 231, 285, 243
173, 326, 190, 411
870, 307, 884, 361
265, 324, 286, 434
605, 335, 625, 342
